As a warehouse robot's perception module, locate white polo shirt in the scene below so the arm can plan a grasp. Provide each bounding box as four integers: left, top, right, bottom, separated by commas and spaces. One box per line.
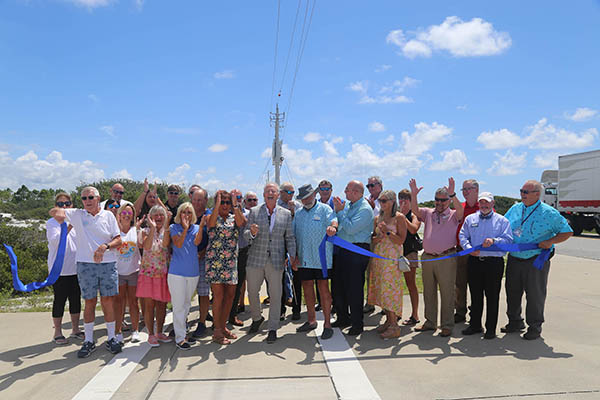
64, 208, 120, 263
46, 218, 78, 276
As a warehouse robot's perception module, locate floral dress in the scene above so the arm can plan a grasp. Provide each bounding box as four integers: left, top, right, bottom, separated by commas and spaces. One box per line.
136, 228, 171, 302
205, 214, 239, 284
367, 219, 403, 316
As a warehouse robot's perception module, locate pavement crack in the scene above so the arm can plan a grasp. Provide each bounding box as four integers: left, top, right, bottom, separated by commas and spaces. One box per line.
438, 388, 600, 400
157, 374, 330, 383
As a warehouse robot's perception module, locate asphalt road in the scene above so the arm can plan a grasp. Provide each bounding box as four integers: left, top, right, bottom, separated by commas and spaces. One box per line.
555, 233, 600, 260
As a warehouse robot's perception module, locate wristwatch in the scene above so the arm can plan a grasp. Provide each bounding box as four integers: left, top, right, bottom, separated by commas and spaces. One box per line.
104, 242, 111, 250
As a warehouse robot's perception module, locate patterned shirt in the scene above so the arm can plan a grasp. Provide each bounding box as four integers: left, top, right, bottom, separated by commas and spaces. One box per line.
504, 199, 572, 259
293, 202, 337, 269
336, 197, 373, 244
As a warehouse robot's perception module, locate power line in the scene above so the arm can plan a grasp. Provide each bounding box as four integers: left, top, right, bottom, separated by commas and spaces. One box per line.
277, 0, 303, 94
269, 0, 281, 114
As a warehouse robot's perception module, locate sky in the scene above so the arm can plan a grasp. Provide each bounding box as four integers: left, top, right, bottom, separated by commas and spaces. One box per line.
1, 0, 599, 201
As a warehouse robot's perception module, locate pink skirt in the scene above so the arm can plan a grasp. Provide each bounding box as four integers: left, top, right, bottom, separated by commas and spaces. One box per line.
136, 274, 171, 303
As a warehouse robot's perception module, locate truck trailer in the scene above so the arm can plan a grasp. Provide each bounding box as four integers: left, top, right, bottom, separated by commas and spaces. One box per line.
540, 149, 600, 236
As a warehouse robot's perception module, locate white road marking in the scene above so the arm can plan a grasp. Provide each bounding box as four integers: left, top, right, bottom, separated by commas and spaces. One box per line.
71, 313, 173, 400
315, 312, 381, 400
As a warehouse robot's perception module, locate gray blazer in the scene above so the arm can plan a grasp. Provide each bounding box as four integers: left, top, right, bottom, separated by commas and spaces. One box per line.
244, 203, 296, 270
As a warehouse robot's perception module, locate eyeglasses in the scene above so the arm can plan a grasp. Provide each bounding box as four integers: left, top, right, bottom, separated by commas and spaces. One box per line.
113, 190, 124, 195
120, 211, 133, 217
108, 203, 121, 209
81, 196, 95, 201
461, 187, 476, 192
247, 198, 258, 202
168, 191, 179, 195
366, 183, 378, 189
282, 190, 294, 195
56, 201, 72, 207
221, 201, 232, 205
520, 189, 539, 195
434, 197, 449, 202
319, 187, 332, 191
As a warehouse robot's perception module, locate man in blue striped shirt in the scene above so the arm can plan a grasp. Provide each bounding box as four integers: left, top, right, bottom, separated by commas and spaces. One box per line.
459, 192, 513, 339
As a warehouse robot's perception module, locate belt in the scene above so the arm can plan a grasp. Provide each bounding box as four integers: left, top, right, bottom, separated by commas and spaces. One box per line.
424, 248, 455, 257
470, 255, 503, 261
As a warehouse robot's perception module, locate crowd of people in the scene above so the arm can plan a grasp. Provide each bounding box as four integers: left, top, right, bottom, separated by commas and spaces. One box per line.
46, 175, 573, 358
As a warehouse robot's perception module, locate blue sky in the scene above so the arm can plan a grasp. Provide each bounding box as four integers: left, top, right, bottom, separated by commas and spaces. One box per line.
1, 0, 599, 201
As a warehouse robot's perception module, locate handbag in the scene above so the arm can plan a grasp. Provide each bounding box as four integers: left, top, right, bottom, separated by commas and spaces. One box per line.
397, 256, 412, 272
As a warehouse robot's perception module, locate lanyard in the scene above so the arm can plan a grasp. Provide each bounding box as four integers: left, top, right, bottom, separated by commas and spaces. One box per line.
520, 202, 540, 227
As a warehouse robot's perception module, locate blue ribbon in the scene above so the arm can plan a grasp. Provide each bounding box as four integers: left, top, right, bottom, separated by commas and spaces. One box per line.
318, 234, 551, 277
2, 222, 68, 292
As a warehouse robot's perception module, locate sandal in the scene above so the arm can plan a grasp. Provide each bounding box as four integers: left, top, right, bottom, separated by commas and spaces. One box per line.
212, 334, 231, 345
376, 321, 391, 333
223, 329, 237, 340
402, 316, 420, 326
380, 325, 401, 339
70, 332, 85, 340
53, 335, 68, 345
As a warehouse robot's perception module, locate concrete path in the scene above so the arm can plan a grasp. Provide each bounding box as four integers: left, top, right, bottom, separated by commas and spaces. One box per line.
1, 253, 599, 400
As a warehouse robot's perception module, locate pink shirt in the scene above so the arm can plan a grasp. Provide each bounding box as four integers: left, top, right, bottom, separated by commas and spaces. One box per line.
419, 207, 460, 254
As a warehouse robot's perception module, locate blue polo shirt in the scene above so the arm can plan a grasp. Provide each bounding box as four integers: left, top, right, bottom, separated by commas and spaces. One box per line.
293, 202, 337, 269
504, 200, 572, 259
336, 197, 373, 244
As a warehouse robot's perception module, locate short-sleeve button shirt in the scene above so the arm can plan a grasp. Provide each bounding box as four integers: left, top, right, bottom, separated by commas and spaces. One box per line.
293, 202, 337, 269
504, 199, 572, 259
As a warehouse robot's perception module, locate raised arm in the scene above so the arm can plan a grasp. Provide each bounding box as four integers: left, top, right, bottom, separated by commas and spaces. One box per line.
231, 190, 247, 228
409, 179, 424, 221
134, 178, 149, 216
447, 177, 464, 221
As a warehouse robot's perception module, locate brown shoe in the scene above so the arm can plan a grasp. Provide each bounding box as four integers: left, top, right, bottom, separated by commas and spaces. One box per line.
414, 324, 436, 332
380, 325, 401, 339
439, 328, 452, 337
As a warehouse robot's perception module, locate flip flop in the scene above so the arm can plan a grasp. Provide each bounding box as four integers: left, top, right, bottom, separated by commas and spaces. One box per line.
53, 335, 68, 345
402, 316, 420, 326
70, 332, 85, 340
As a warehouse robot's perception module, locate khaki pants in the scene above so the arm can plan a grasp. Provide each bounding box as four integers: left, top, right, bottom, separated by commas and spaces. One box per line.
421, 252, 457, 331
247, 259, 283, 331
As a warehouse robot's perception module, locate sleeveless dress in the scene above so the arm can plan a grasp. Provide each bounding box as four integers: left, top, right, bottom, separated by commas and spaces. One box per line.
367, 219, 404, 316
136, 228, 171, 302
205, 214, 239, 285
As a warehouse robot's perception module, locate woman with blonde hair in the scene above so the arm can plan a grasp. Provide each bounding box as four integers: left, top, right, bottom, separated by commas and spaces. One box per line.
367, 190, 407, 339
169, 202, 203, 350
113, 203, 143, 344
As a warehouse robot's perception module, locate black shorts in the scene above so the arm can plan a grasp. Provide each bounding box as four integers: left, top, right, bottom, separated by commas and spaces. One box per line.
297, 267, 331, 281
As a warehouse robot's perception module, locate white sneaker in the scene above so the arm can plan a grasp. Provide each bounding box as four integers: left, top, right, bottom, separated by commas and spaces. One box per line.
131, 331, 141, 343
116, 333, 124, 345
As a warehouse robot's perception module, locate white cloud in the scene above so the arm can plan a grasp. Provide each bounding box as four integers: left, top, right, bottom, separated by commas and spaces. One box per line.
368, 122, 386, 132
0, 150, 104, 190
533, 153, 559, 169
67, 0, 114, 8
387, 16, 511, 59
375, 64, 392, 73
208, 143, 228, 152
565, 107, 598, 122
525, 118, 598, 149
349, 78, 417, 105
111, 169, 132, 179
214, 70, 235, 79
323, 140, 339, 156
166, 163, 191, 184
330, 136, 344, 144
378, 134, 395, 145
99, 125, 115, 137
477, 128, 522, 149
429, 149, 477, 174
303, 132, 322, 142
401, 122, 452, 155
487, 150, 527, 176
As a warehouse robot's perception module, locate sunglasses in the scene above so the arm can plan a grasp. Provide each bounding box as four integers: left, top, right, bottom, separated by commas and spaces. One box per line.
434, 198, 449, 202
113, 190, 124, 195
120, 211, 133, 217
236, 195, 242, 200
168, 191, 179, 195
221, 201, 232, 205
379, 199, 389, 204
319, 187, 332, 191
520, 189, 539, 195
281, 190, 294, 195
461, 187, 476, 192
56, 201, 72, 207
247, 198, 258, 202
108, 203, 121, 209
81, 196, 95, 201
366, 183, 378, 188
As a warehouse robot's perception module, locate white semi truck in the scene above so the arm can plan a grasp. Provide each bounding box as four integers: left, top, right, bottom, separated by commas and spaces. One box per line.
541, 149, 600, 236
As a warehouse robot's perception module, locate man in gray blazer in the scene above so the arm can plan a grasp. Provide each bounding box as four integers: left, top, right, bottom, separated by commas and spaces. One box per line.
245, 182, 297, 343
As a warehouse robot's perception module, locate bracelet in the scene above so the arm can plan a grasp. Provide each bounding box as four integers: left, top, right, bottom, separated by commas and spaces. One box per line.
104, 242, 110, 250
449, 193, 456, 198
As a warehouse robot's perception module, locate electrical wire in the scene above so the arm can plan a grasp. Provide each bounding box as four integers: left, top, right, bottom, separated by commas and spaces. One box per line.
278, 0, 303, 94
269, 0, 281, 114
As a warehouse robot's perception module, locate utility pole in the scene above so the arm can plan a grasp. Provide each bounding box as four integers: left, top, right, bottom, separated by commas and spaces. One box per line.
270, 103, 285, 185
